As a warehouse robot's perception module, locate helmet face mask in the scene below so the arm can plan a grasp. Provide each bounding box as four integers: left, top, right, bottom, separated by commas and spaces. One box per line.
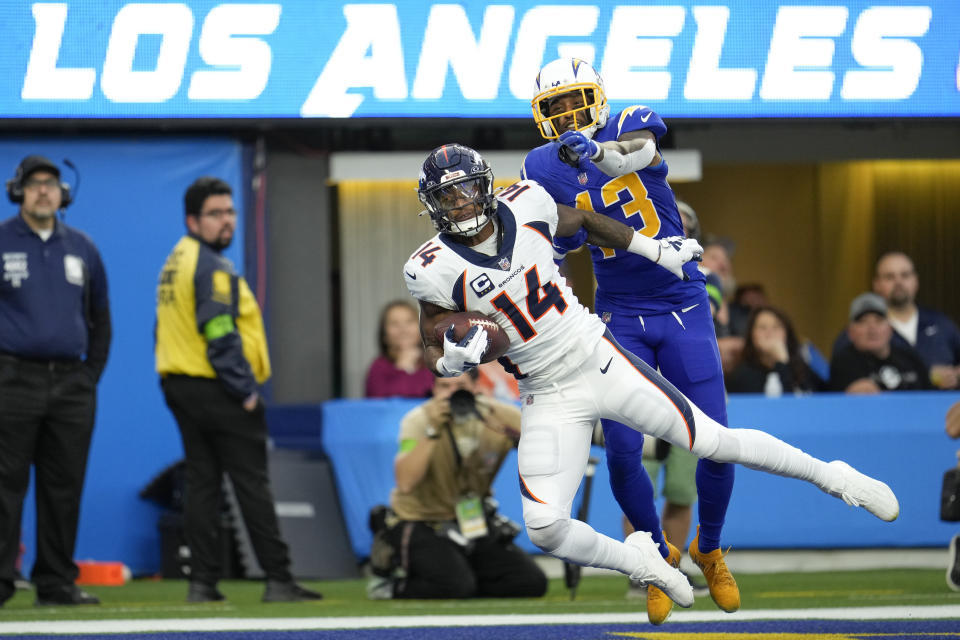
531, 58, 609, 140
418, 145, 497, 238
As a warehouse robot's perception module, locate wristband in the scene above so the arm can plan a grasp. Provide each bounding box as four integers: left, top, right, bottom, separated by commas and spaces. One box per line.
627, 232, 661, 262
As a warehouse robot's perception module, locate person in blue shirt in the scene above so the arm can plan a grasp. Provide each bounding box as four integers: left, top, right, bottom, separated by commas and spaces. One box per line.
0, 155, 110, 607
522, 58, 736, 623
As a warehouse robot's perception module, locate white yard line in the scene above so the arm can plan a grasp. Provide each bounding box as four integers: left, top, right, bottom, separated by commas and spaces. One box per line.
0, 605, 958, 634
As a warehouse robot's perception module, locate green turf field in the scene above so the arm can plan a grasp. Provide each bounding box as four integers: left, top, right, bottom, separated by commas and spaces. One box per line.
0, 569, 955, 622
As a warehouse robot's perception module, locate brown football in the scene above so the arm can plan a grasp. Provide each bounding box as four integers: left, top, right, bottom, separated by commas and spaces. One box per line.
433, 311, 510, 363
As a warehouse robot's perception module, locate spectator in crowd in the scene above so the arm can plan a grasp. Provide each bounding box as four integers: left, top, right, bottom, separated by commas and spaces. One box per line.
155, 176, 322, 603
0, 155, 110, 607
726, 306, 825, 395
700, 237, 736, 304
700, 237, 743, 373
369, 370, 546, 600
829, 293, 931, 393
365, 300, 434, 398
833, 252, 960, 389
873, 252, 960, 389
946, 401, 960, 591
730, 284, 768, 337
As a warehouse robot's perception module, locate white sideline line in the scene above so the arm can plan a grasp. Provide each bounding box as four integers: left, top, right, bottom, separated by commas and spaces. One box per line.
1, 605, 959, 634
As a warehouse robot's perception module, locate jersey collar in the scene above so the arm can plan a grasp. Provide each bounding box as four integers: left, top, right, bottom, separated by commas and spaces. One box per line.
439, 203, 517, 270
13, 212, 64, 239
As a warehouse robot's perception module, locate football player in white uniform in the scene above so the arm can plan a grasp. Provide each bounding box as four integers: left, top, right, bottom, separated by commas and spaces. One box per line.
403, 144, 899, 612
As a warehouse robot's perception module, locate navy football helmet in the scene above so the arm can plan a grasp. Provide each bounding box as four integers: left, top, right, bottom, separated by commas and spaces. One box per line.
418, 144, 497, 237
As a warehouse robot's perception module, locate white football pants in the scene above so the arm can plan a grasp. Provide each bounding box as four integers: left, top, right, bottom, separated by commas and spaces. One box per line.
518, 332, 841, 573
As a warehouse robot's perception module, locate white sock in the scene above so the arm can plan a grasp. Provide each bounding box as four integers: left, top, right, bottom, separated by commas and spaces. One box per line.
553, 519, 638, 575
710, 427, 838, 491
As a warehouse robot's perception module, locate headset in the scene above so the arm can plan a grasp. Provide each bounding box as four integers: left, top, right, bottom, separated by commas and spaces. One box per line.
6, 157, 77, 209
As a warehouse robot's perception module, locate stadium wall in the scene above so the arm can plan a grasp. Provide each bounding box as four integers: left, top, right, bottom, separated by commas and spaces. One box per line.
323, 392, 960, 559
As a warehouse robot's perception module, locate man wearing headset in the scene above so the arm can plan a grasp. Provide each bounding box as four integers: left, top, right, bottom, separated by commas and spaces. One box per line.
0, 155, 111, 607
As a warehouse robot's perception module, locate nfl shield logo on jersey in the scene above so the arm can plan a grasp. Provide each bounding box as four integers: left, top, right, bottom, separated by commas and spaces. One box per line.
498, 256, 511, 271
601, 312, 612, 323
578, 172, 588, 185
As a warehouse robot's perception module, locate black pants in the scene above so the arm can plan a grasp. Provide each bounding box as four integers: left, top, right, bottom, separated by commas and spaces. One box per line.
388, 521, 547, 599
161, 375, 291, 585
0, 357, 96, 601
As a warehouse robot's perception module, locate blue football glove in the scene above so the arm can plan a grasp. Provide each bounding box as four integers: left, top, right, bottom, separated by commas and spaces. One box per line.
437, 325, 488, 377
558, 130, 601, 160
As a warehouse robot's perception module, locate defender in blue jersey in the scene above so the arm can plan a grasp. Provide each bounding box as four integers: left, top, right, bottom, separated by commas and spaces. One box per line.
522, 58, 736, 623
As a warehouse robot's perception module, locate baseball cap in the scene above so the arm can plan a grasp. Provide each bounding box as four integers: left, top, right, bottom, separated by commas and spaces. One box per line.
17, 155, 60, 181
849, 292, 887, 322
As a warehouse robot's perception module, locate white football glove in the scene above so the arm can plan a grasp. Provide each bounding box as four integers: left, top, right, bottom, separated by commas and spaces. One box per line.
656, 236, 703, 281
436, 325, 488, 377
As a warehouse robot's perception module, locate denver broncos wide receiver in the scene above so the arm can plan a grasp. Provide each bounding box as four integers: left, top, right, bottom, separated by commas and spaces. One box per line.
402, 144, 899, 617
523, 57, 734, 623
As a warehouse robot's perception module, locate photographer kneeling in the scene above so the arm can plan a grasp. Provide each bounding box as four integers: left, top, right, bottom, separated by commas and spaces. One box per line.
371, 370, 547, 599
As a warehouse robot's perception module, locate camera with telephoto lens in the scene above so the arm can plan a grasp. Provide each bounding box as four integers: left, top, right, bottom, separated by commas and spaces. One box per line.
448, 389, 479, 422
483, 497, 521, 544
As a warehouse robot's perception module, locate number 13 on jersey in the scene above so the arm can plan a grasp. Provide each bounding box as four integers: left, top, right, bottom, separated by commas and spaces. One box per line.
576, 173, 661, 259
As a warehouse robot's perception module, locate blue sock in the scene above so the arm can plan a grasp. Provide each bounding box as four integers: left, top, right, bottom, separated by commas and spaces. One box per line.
695, 459, 735, 553
603, 420, 668, 558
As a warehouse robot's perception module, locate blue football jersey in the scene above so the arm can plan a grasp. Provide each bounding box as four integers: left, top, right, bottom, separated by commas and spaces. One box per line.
522, 106, 704, 315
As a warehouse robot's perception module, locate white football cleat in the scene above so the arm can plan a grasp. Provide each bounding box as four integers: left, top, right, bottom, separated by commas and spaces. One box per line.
625, 531, 694, 608
827, 460, 900, 522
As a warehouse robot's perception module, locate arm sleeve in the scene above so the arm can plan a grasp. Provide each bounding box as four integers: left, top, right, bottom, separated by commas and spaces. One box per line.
593, 138, 657, 177
84, 245, 111, 381
194, 256, 257, 399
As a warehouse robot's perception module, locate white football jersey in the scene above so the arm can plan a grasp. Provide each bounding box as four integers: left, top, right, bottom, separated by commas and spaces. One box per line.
403, 179, 605, 390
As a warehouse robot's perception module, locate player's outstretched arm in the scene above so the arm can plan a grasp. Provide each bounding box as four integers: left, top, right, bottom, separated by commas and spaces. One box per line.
556, 203, 632, 247
557, 129, 659, 177
556, 204, 702, 280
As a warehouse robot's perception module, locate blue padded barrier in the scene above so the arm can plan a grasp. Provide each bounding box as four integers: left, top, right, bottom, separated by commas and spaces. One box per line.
322, 392, 960, 558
